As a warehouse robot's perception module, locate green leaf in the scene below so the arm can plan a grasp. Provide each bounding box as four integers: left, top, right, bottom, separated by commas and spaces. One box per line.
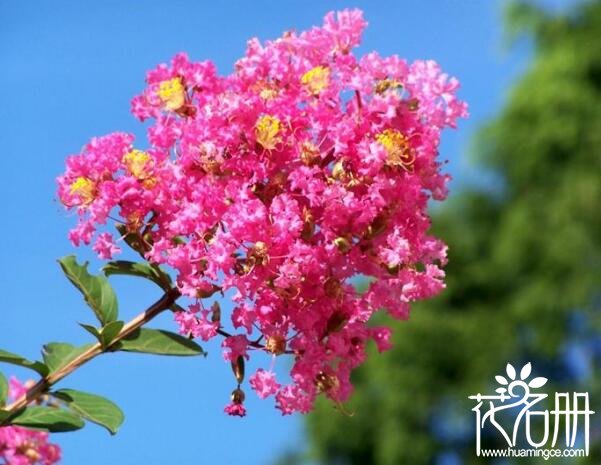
79, 323, 101, 340
100, 321, 125, 347
11, 406, 85, 432
0, 410, 10, 423
0, 371, 7, 405
42, 343, 94, 374
103, 260, 171, 290
0, 349, 48, 376
53, 389, 124, 435
118, 328, 204, 356
115, 224, 146, 256
58, 255, 118, 324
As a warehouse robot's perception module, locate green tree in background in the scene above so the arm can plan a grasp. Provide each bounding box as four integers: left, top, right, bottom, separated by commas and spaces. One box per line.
304, 1, 601, 464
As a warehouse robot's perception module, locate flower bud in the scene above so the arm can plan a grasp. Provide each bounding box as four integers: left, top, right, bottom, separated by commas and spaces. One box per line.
272, 171, 287, 188
315, 371, 340, 393
274, 285, 299, 300
407, 98, 419, 111
234, 258, 252, 275
385, 263, 401, 275
324, 277, 343, 299
231, 387, 246, 404
203, 224, 219, 244
331, 160, 346, 180
196, 284, 222, 298
265, 335, 287, 355
346, 175, 362, 188
125, 212, 144, 233
176, 104, 197, 118
248, 241, 269, 265
142, 232, 154, 245
231, 355, 245, 384
364, 213, 388, 239
333, 237, 351, 254
301, 208, 315, 241
210, 301, 221, 323
325, 311, 348, 335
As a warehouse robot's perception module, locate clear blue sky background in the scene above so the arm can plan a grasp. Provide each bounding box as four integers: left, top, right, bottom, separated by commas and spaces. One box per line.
0, 1, 572, 464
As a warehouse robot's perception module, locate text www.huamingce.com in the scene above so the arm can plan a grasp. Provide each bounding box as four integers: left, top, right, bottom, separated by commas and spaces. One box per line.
480, 448, 586, 460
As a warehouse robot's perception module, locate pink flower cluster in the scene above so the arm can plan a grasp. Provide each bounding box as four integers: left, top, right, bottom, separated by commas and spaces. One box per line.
0, 379, 61, 465
57, 10, 467, 415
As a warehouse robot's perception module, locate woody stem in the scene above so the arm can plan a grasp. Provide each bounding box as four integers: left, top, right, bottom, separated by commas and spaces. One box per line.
0, 288, 181, 422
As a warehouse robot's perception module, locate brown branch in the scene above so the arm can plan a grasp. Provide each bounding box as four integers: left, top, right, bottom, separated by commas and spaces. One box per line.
0, 288, 181, 421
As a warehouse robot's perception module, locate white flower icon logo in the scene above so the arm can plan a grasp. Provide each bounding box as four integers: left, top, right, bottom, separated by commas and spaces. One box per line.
494, 362, 547, 396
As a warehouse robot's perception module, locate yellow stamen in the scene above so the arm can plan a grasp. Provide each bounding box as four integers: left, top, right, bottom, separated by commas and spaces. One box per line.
123, 149, 157, 188
300, 141, 320, 166
123, 149, 153, 179
252, 80, 279, 100
255, 115, 281, 150
69, 176, 96, 205
375, 129, 415, 171
259, 87, 277, 100
301, 66, 330, 95
158, 77, 185, 111
21, 444, 41, 462
374, 78, 401, 94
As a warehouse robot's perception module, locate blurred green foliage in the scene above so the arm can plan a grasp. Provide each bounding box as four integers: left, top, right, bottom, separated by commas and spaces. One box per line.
303, 1, 601, 464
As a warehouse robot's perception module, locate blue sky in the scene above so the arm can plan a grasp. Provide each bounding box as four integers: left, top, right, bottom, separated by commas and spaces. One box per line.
0, 1, 571, 464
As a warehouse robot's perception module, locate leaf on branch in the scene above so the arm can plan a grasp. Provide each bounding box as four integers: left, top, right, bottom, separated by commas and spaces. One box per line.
0, 410, 10, 423
53, 389, 124, 435
58, 255, 119, 324
42, 343, 94, 374
102, 260, 172, 291
0, 349, 48, 376
0, 371, 7, 406
100, 321, 125, 348
117, 328, 205, 356
10, 406, 85, 432
115, 224, 147, 256
79, 323, 101, 340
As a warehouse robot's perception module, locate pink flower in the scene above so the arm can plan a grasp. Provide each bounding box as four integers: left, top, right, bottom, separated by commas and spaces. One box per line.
223, 403, 246, 417
1, 378, 61, 465
57, 8, 467, 416
370, 327, 393, 353
249, 369, 280, 399
175, 304, 219, 341
231, 304, 256, 334
221, 335, 249, 361
275, 385, 313, 415
8, 377, 28, 400
92, 232, 121, 260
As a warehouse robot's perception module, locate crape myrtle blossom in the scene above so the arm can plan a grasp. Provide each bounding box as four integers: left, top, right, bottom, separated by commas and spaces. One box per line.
0, 379, 61, 465
57, 9, 467, 415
